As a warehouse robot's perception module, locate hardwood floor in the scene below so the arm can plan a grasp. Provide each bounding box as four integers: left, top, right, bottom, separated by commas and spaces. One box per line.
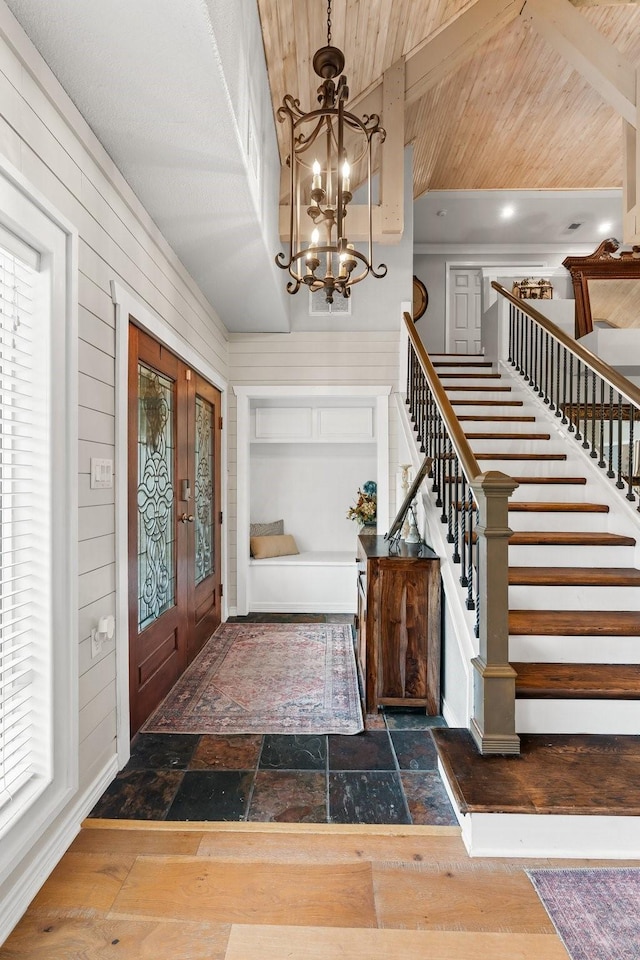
0, 820, 586, 959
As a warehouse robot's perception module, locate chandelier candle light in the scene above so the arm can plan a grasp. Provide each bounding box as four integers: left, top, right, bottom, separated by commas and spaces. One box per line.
275, 0, 387, 303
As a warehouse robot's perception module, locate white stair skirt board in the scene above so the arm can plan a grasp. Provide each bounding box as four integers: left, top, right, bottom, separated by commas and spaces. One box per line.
436, 758, 640, 860
515, 699, 640, 735
509, 634, 640, 663
248, 551, 356, 614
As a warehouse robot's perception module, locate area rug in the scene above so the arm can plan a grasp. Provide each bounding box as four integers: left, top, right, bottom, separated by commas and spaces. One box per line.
142, 622, 363, 735
527, 868, 640, 960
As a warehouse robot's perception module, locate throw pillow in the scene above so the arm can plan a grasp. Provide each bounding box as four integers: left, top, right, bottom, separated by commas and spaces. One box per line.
249, 519, 284, 538
250, 534, 299, 559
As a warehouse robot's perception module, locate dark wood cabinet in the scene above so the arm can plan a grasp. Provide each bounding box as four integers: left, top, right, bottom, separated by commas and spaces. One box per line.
356, 535, 441, 714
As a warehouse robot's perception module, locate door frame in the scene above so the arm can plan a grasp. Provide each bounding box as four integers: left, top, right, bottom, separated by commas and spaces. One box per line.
112, 280, 228, 768
444, 260, 547, 353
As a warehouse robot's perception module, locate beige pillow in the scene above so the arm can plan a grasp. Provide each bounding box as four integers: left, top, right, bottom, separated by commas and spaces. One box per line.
250, 534, 299, 559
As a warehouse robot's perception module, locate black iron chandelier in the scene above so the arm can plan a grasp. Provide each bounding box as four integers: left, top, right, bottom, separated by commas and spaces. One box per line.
275, 0, 387, 303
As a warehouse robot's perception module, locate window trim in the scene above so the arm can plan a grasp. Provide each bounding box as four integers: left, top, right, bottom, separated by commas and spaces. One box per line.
0, 157, 78, 885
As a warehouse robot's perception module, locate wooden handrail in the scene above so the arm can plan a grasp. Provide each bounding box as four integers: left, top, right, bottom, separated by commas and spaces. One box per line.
492, 282, 640, 409
404, 312, 484, 484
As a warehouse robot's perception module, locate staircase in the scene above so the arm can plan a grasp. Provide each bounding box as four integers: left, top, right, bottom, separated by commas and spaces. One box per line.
429, 354, 640, 736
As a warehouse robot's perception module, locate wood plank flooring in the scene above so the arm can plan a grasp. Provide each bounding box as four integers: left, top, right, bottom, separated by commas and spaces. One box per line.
0, 820, 589, 959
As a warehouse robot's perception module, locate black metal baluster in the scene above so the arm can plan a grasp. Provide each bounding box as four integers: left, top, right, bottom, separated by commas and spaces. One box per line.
582, 365, 591, 450
616, 393, 625, 489
589, 369, 598, 457
406, 340, 411, 406
567, 354, 574, 431
452, 459, 461, 562
466, 486, 475, 610
627, 406, 636, 502
441, 433, 450, 524
574, 360, 582, 441
560, 345, 567, 422
508, 304, 514, 365
607, 385, 615, 478
550, 337, 559, 412
540, 328, 547, 399
459, 475, 468, 585
474, 503, 480, 638
532, 322, 538, 391
598, 378, 606, 469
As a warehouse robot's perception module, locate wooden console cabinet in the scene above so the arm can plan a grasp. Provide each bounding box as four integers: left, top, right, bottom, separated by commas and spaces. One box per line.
356, 535, 441, 714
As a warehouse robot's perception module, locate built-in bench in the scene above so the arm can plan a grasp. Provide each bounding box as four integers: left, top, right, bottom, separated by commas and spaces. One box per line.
248, 550, 356, 613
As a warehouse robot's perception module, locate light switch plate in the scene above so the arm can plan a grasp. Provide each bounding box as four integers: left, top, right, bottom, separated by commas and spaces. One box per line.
91, 457, 113, 489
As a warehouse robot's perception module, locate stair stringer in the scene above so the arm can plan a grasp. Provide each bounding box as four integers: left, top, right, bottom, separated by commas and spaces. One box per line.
395, 392, 477, 734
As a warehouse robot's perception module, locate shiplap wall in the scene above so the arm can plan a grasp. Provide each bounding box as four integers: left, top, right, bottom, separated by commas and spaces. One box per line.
228, 331, 401, 611
0, 1, 229, 904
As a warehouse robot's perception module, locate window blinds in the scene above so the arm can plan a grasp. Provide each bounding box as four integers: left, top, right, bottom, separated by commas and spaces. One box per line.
0, 241, 42, 823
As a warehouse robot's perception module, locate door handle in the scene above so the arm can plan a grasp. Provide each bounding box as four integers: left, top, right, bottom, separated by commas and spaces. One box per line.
179, 513, 194, 523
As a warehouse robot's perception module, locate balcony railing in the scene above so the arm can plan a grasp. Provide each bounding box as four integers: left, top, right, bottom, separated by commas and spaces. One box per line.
493, 282, 640, 509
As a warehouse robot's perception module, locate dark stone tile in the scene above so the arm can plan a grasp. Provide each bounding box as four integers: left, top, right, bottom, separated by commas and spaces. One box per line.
329, 771, 410, 824
400, 771, 458, 826
88, 769, 182, 820
189, 735, 262, 770
260, 734, 326, 770
248, 771, 327, 823
324, 614, 355, 624
390, 730, 439, 770
166, 770, 252, 821
384, 710, 447, 731
126, 733, 199, 770
328, 730, 395, 771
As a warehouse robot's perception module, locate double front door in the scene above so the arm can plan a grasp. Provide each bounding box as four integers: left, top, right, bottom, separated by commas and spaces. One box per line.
128, 324, 222, 734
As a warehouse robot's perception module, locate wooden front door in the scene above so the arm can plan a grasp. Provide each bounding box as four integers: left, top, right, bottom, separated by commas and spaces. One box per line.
128, 324, 222, 735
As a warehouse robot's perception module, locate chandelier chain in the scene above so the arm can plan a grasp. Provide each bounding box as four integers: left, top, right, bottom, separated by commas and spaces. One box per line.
327, 0, 332, 47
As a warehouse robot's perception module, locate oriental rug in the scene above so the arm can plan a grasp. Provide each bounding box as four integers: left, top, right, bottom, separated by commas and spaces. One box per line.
142, 622, 363, 735
527, 868, 640, 960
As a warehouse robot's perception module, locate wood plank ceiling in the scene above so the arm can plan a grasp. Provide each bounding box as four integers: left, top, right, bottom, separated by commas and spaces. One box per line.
256, 0, 640, 197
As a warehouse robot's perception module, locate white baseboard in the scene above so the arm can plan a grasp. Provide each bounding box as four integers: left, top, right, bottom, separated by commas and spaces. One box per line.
250, 602, 356, 614
441, 696, 464, 731
0, 755, 118, 946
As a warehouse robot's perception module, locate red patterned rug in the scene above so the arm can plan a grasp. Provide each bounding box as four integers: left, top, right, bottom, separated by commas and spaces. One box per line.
142, 623, 363, 735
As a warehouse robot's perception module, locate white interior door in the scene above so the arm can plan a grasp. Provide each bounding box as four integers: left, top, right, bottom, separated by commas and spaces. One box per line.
449, 269, 482, 354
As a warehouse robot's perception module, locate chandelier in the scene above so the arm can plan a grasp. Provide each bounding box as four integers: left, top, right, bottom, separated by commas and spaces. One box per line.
275, 0, 387, 303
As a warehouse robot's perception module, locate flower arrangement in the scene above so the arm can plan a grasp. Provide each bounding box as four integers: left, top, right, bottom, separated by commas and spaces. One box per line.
347, 480, 377, 525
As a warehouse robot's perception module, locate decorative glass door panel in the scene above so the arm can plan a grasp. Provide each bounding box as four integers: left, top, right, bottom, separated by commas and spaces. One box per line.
128, 325, 222, 734
137, 364, 176, 630
194, 394, 214, 586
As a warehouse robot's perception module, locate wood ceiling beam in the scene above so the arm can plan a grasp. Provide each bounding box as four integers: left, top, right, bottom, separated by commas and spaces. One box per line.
521, 0, 636, 125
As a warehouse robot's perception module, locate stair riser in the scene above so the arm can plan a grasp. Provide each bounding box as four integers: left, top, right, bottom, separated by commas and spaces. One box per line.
508, 583, 639, 610
450, 403, 538, 416
515, 699, 640, 735
507, 513, 610, 532
508, 544, 636, 566
468, 439, 555, 453
509, 484, 590, 502
510, 634, 640, 663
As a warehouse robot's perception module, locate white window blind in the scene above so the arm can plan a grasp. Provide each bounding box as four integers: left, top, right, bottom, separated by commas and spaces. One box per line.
0, 238, 49, 830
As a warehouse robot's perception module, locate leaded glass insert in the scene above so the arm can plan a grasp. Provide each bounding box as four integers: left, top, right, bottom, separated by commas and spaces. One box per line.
194, 394, 214, 585
137, 364, 175, 631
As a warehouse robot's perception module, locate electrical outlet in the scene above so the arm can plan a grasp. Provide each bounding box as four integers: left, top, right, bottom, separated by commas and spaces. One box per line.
91, 628, 102, 658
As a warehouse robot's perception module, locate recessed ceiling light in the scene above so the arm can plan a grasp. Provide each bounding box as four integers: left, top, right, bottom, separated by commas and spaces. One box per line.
501, 205, 515, 219
598, 221, 613, 234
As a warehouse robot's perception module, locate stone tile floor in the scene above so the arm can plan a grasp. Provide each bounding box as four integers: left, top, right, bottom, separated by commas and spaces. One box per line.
91, 613, 457, 826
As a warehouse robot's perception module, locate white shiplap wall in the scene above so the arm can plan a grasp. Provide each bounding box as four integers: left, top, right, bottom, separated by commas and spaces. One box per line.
228, 330, 401, 611
0, 1, 229, 920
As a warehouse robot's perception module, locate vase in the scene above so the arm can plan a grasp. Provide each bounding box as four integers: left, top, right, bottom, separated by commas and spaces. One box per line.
359, 521, 377, 534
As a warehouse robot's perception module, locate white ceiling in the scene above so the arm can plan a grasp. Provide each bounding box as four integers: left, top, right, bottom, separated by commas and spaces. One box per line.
3, 1, 626, 333
413, 189, 623, 248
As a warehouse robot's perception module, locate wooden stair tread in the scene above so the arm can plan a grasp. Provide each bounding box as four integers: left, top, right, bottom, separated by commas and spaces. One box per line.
508, 501, 609, 513
509, 566, 640, 586
511, 476, 587, 484
474, 453, 567, 460
451, 400, 523, 406
509, 531, 635, 546
437, 373, 502, 379
444, 386, 512, 392
510, 609, 640, 636
432, 360, 493, 367
513, 663, 640, 699
457, 415, 536, 421
464, 432, 550, 440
